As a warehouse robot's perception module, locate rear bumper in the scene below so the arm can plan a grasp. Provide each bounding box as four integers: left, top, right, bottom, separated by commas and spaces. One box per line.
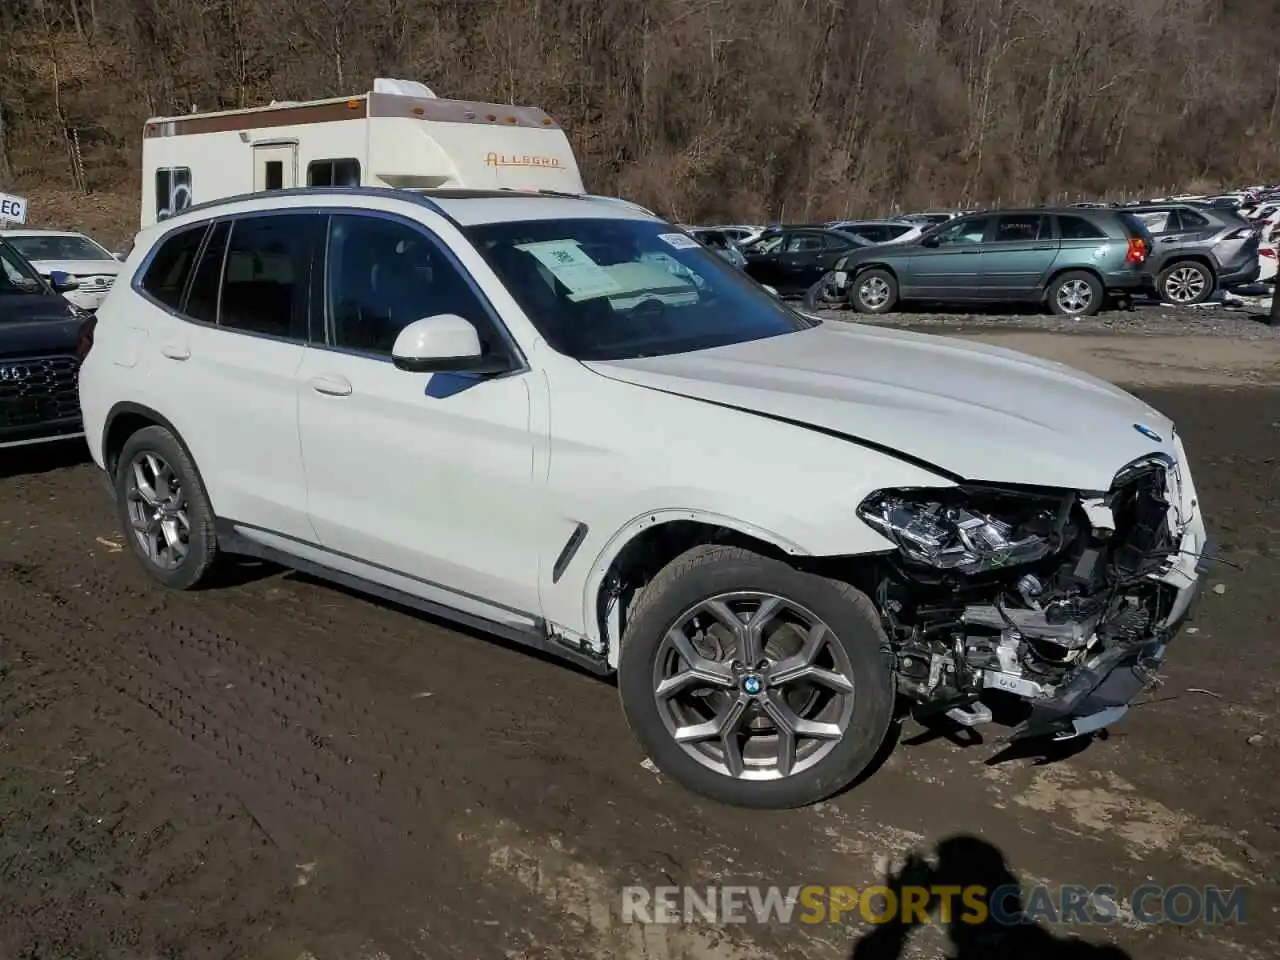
1008, 529, 1214, 742
1218, 258, 1261, 288
1099, 269, 1148, 293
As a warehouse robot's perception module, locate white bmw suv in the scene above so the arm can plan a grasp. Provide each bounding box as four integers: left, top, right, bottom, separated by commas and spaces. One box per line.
80, 187, 1210, 809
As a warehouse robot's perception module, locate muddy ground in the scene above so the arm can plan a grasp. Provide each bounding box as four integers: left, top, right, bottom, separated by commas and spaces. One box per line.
1, 323, 1277, 960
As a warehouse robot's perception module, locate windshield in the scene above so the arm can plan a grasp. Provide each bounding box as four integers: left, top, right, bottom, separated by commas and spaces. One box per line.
7, 233, 111, 262
0, 241, 47, 296
464, 218, 815, 361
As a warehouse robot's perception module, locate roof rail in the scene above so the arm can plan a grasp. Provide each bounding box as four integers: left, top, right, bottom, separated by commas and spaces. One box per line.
155, 185, 449, 224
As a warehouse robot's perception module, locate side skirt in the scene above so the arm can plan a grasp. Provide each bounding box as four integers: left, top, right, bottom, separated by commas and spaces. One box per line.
214, 519, 612, 677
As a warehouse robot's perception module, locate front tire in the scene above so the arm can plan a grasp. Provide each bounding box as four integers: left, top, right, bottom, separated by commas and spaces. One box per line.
849, 268, 899, 314
115, 425, 219, 590
618, 545, 894, 809
1047, 270, 1103, 317
1158, 261, 1214, 305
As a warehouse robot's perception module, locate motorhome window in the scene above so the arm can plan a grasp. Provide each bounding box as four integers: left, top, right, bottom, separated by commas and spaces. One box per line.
264, 161, 284, 191
140, 224, 207, 310
184, 220, 230, 324
308, 158, 361, 188
325, 214, 492, 355
218, 215, 315, 340
155, 167, 193, 220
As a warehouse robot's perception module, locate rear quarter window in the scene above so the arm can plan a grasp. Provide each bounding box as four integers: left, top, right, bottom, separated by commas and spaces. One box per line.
139, 224, 208, 310
1056, 215, 1108, 240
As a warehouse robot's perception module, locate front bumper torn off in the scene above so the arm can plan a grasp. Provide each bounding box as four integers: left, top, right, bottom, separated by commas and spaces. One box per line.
1006, 534, 1216, 743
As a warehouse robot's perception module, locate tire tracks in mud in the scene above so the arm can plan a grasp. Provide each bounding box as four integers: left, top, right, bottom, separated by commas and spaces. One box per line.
0, 554, 579, 957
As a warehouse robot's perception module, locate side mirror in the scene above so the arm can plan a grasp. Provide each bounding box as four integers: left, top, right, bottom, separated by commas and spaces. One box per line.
113, 251, 127, 262
48, 270, 80, 292
391, 313, 510, 374
919, 236, 940, 248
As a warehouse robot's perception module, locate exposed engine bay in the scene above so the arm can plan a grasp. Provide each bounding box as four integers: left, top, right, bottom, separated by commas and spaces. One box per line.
858, 454, 1204, 741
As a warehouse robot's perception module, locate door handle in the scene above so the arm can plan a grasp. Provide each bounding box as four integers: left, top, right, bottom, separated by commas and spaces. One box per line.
160, 343, 190, 361
960, 249, 981, 255
309, 374, 352, 397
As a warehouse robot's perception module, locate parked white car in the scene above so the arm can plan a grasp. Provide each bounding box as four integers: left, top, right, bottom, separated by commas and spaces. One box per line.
0, 229, 122, 312
79, 187, 1211, 808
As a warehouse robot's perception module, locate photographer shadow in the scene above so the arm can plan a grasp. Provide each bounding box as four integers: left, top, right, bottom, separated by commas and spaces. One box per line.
849, 834, 1132, 960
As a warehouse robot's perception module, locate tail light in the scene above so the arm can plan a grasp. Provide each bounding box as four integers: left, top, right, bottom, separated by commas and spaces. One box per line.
75, 314, 97, 360
1261, 248, 1277, 259
1226, 227, 1255, 240
1125, 237, 1147, 264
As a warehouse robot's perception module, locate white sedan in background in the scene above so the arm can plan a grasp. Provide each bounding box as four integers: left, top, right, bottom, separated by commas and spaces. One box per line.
0, 229, 123, 311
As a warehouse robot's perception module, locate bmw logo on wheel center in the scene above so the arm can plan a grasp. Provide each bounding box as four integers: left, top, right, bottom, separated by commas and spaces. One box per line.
741, 675, 763, 696
1133, 423, 1163, 442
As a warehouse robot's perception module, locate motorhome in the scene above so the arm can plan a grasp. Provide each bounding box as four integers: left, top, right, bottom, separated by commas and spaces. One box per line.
140, 79, 587, 228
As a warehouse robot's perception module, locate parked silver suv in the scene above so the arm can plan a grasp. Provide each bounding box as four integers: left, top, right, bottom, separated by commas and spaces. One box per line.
1128, 203, 1260, 305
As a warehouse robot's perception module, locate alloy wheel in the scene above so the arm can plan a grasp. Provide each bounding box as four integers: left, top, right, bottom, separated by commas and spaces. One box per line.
124, 451, 191, 570
1164, 266, 1207, 304
858, 276, 891, 310
652, 592, 857, 781
1055, 278, 1093, 315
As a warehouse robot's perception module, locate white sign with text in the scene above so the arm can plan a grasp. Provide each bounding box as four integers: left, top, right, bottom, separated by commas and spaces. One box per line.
0, 192, 28, 224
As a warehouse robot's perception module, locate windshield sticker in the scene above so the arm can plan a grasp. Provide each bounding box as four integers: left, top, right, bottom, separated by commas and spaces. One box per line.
658, 232, 700, 250
515, 239, 625, 301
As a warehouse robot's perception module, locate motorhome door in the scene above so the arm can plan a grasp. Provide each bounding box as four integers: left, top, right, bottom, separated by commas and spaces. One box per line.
253, 143, 298, 192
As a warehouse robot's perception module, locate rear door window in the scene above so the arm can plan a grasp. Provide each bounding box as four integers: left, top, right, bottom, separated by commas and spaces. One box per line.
785, 233, 825, 253
218, 214, 319, 340
932, 217, 990, 245
992, 215, 1049, 242
1134, 211, 1171, 234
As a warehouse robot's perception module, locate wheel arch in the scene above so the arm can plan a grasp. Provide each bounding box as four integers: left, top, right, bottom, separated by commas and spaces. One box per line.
102, 402, 200, 482
583, 512, 807, 669
1043, 264, 1103, 293
1157, 254, 1217, 280
849, 261, 900, 281
582, 510, 889, 669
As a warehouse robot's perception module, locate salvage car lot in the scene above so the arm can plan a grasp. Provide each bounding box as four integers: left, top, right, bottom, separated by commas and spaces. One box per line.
1, 319, 1277, 959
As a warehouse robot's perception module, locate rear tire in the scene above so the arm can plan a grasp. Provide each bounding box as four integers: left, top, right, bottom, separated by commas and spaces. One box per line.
115, 425, 218, 590
618, 545, 894, 809
1047, 271, 1103, 317
1157, 261, 1214, 306
848, 268, 899, 315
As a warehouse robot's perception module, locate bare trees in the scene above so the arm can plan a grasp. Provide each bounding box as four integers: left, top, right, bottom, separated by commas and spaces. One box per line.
1, 0, 1278, 221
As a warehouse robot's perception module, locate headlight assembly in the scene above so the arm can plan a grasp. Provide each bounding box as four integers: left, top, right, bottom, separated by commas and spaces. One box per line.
857, 489, 1064, 575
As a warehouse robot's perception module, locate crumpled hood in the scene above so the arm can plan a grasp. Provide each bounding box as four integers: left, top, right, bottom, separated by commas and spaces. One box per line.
585, 322, 1178, 491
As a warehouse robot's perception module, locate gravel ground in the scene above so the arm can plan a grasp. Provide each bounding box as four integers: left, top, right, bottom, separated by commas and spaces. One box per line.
812, 298, 1280, 340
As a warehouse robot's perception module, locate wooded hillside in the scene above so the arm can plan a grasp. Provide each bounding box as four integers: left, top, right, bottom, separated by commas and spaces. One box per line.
2, 0, 1278, 236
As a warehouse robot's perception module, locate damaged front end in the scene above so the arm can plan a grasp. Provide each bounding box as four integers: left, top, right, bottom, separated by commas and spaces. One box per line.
858, 447, 1211, 742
